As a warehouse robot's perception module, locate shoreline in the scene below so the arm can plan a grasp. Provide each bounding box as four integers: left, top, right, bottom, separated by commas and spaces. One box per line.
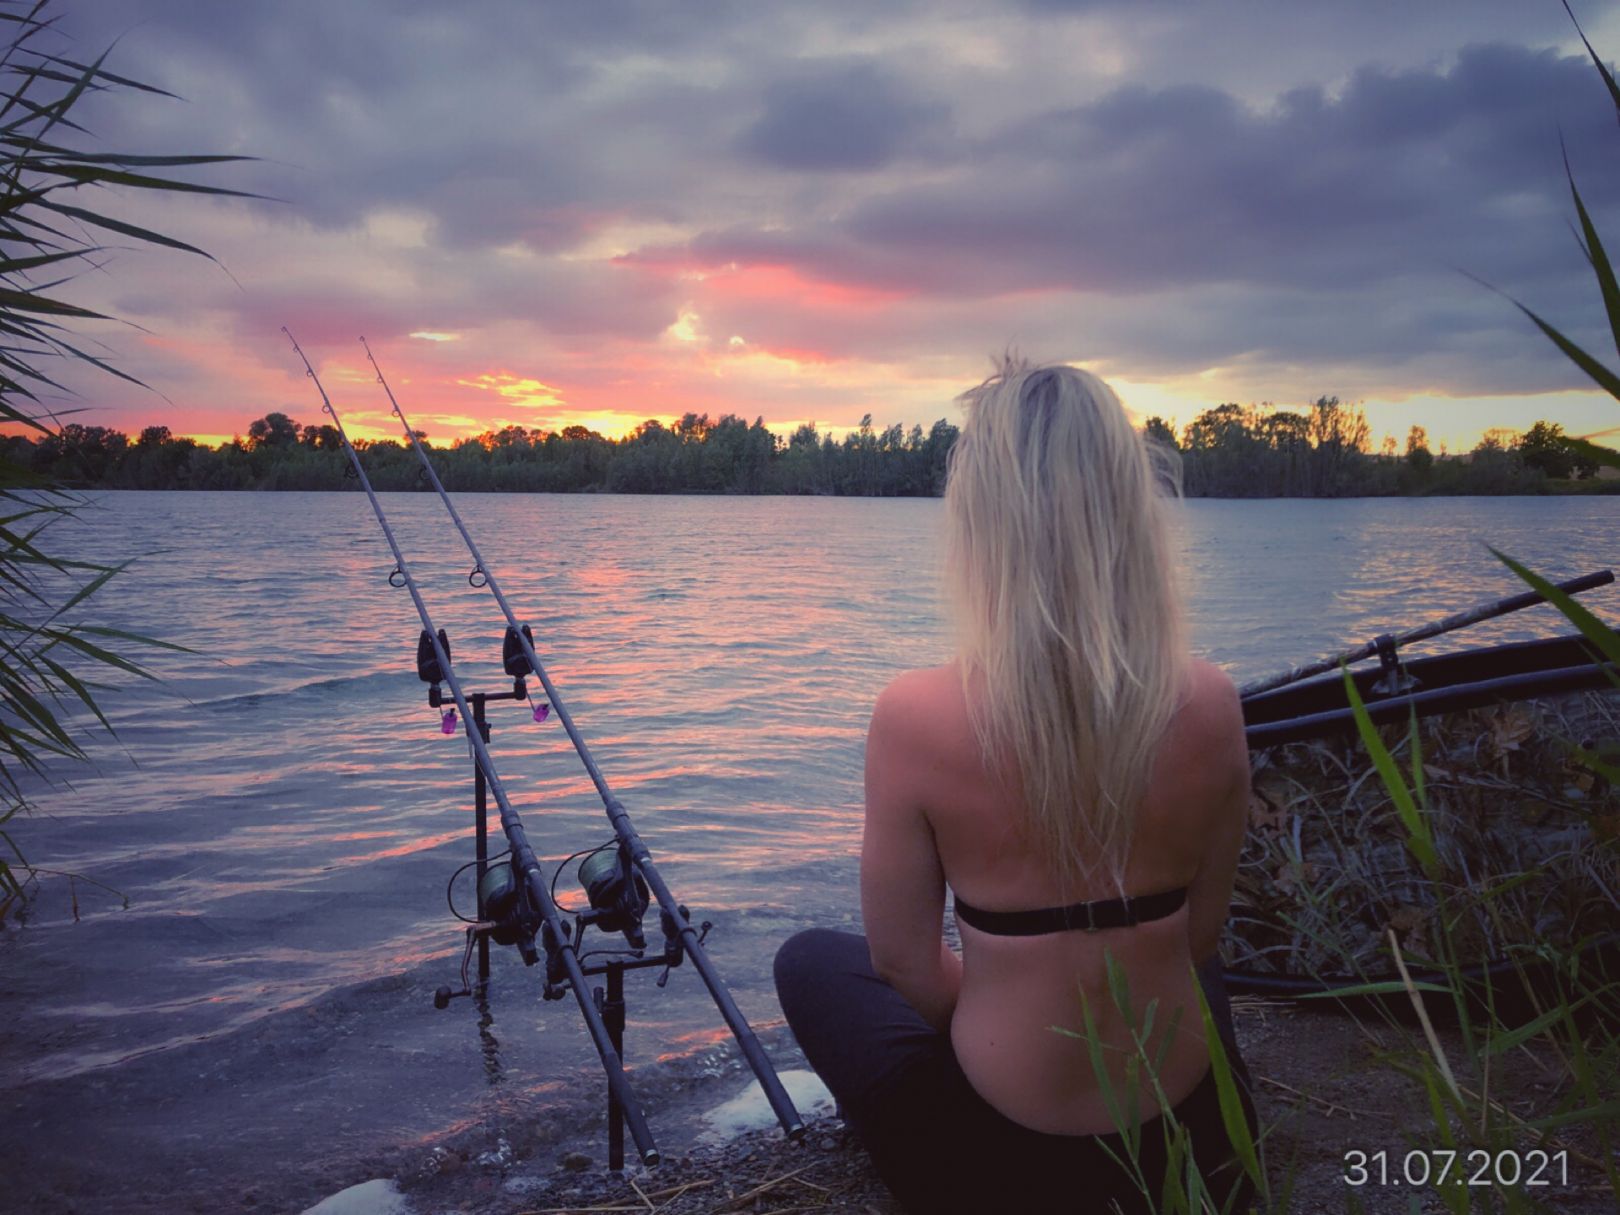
336, 1000, 1620, 1215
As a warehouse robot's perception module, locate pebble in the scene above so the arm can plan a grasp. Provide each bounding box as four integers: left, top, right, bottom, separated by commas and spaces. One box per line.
560, 1151, 592, 1172
819, 1136, 837, 1151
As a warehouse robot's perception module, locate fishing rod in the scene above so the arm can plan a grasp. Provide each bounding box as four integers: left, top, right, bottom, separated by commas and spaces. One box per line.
282, 328, 664, 1167
359, 337, 807, 1145
1237, 569, 1615, 700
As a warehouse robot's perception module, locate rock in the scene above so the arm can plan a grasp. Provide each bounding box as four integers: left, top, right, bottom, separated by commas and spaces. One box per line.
476, 1136, 514, 1169
819, 1136, 837, 1151
560, 1151, 592, 1172
298, 1179, 411, 1215
501, 1174, 551, 1197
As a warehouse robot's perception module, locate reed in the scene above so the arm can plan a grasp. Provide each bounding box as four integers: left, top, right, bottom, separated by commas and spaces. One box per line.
1049, 678, 1618, 1214
1232, 689, 1619, 983
0, 0, 247, 918
1054, 956, 1288, 1215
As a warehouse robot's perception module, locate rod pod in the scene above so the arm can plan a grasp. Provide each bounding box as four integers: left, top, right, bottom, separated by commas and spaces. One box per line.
284, 328, 663, 1166
361, 337, 806, 1144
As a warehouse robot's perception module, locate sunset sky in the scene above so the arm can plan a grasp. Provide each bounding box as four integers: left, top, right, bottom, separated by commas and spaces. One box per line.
37, 0, 1620, 454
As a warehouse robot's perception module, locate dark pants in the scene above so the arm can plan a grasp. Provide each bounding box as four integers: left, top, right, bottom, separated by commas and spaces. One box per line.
774, 929, 1258, 1215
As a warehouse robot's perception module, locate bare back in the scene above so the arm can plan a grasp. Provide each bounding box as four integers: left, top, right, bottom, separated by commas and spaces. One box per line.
873, 659, 1249, 1136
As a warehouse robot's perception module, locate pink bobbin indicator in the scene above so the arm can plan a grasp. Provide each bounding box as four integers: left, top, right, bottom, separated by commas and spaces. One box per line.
533, 703, 551, 723
440, 708, 458, 735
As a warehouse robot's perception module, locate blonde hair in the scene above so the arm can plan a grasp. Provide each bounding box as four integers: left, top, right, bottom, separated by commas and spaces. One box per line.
943, 356, 1187, 894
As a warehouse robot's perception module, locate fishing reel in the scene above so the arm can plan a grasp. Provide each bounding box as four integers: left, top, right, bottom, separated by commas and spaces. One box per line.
478, 859, 540, 950
576, 844, 651, 950
435, 856, 542, 1009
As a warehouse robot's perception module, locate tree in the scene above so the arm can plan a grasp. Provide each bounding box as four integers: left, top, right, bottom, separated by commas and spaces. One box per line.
1305, 396, 1370, 496
1405, 425, 1433, 475
1143, 416, 1178, 450
247, 411, 301, 448
299, 423, 342, 450
1517, 420, 1576, 479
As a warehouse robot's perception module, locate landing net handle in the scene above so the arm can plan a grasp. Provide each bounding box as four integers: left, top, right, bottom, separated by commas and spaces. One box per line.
1239, 569, 1615, 700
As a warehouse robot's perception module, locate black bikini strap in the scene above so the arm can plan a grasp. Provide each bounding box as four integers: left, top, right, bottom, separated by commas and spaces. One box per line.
952, 887, 1188, 936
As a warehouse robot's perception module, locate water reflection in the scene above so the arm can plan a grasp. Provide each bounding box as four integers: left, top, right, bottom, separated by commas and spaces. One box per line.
0, 491, 1615, 1199
476, 994, 504, 1087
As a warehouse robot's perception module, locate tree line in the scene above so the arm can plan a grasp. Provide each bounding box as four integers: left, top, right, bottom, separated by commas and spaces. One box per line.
4, 397, 1611, 497
1147, 397, 1609, 497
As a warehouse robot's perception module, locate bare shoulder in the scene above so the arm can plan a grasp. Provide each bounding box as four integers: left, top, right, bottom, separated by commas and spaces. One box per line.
1176, 660, 1247, 775
1179, 657, 1237, 722
873, 665, 957, 712
869, 665, 967, 758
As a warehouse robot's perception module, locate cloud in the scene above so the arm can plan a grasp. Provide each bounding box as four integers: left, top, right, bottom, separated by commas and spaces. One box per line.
736, 59, 948, 171
27, 0, 1620, 448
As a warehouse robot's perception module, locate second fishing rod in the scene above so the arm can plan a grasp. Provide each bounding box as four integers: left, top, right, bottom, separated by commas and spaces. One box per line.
284, 328, 663, 1167
359, 337, 806, 1145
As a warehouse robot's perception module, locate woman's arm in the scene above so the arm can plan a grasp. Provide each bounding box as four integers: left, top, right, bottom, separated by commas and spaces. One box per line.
860, 676, 962, 1033
1185, 664, 1251, 966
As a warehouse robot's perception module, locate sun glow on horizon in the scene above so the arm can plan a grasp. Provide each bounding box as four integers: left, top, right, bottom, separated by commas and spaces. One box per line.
456, 372, 568, 412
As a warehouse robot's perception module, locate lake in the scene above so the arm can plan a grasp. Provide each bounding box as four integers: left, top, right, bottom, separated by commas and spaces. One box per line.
0, 491, 1614, 1213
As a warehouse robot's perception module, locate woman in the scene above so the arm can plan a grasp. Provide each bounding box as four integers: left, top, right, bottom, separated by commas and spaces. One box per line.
774, 359, 1258, 1213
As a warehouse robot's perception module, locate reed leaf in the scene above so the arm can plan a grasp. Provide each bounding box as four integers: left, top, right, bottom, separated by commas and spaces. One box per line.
1342, 663, 1439, 875
1563, 0, 1620, 124
1489, 547, 1620, 668
1562, 143, 1620, 366
0, 0, 242, 913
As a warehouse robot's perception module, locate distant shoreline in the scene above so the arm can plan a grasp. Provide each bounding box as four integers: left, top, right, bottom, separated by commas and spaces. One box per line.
8, 402, 1616, 497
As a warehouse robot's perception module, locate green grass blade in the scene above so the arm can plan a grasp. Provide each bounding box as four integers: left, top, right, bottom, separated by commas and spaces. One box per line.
1565, 436, 1620, 470
1194, 975, 1264, 1192
37, 201, 217, 259
1529, 1098, 1620, 1133
1568, 742, 1620, 783
48, 631, 157, 679
39, 655, 110, 731
1342, 664, 1438, 874
1509, 295, 1620, 400
1563, 0, 1620, 123
71, 624, 191, 654
1298, 979, 1452, 999
1562, 143, 1620, 365
1489, 547, 1620, 666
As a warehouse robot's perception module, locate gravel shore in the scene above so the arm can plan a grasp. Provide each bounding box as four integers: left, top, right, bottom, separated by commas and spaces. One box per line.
383, 998, 1619, 1215
402, 1115, 898, 1215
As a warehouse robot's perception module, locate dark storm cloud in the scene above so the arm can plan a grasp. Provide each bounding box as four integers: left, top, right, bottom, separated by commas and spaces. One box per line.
38, 0, 1620, 434
834, 44, 1619, 295
624, 37, 1620, 390
60, 1, 762, 239
737, 60, 949, 171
